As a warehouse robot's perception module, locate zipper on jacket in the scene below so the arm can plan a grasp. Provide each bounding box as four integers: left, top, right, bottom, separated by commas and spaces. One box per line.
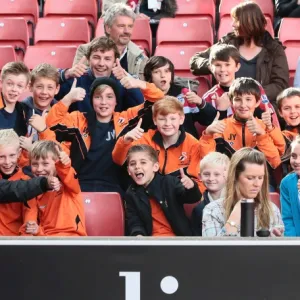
242, 123, 246, 147
162, 149, 168, 175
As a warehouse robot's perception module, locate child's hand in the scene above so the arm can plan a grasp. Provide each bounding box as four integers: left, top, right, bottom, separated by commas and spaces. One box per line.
65, 56, 88, 79
185, 91, 202, 105
246, 112, 265, 136
112, 58, 127, 80
123, 118, 144, 143
19, 133, 34, 152
205, 112, 226, 136
64, 78, 86, 104
180, 168, 194, 189
120, 76, 146, 90
213, 92, 231, 111
29, 111, 48, 133
25, 221, 39, 235
261, 103, 273, 130
47, 175, 61, 191
55, 145, 71, 166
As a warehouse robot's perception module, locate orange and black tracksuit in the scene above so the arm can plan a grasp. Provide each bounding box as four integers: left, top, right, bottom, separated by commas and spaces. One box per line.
42, 83, 164, 173
112, 128, 209, 193
0, 167, 38, 236
36, 160, 86, 236
200, 116, 284, 169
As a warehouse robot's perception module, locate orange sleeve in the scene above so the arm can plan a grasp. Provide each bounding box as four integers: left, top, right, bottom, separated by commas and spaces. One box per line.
141, 82, 164, 102
18, 149, 30, 168
267, 127, 286, 156
256, 132, 282, 168
198, 130, 217, 153
19, 198, 39, 236
55, 161, 81, 195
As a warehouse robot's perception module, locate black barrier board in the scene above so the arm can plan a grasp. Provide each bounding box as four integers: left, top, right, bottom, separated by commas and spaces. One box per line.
0, 239, 298, 300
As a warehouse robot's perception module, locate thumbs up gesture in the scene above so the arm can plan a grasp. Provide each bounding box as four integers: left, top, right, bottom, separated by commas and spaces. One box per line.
180, 168, 195, 189
19, 132, 35, 152
64, 78, 86, 105
205, 112, 226, 136
213, 92, 231, 111
112, 58, 128, 80
120, 76, 146, 90
246, 112, 265, 136
123, 118, 144, 143
65, 56, 88, 79
55, 144, 71, 166
261, 103, 273, 131
29, 110, 48, 133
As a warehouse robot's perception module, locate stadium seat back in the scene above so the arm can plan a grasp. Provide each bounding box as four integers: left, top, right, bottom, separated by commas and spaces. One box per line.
219, 0, 274, 21
96, 17, 152, 56
176, 0, 216, 23
218, 15, 274, 40
269, 192, 280, 211
0, 18, 29, 60
24, 46, 77, 70
155, 45, 208, 78
0, 46, 16, 70
284, 46, 300, 86
184, 202, 200, 219
156, 18, 213, 48
44, 0, 98, 25
82, 192, 125, 236
35, 18, 90, 46
278, 18, 300, 47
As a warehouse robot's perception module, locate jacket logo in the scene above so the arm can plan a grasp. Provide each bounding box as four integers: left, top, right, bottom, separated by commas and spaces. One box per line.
118, 117, 125, 124
179, 152, 187, 161
106, 130, 116, 141
228, 134, 236, 141
82, 127, 89, 138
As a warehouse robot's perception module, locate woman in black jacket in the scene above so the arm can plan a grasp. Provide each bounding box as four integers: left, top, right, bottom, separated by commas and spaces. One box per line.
275, 0, 300, 18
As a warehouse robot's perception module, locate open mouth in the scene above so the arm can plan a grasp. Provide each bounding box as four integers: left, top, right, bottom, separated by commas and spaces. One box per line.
135, 172, 144, 179
160, 80, 167, 85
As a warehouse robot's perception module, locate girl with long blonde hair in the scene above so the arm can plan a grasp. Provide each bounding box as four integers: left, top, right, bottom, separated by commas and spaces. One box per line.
202, 148, 283, 236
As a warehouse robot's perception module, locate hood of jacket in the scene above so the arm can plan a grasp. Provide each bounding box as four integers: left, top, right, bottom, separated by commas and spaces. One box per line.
22, 96, 57, 115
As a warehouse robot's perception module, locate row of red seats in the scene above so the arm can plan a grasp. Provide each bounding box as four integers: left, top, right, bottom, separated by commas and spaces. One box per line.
83, 192, 281, 236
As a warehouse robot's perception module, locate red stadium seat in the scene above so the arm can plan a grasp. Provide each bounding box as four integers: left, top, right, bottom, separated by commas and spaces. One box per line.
284, 47, 300, 86
0, 0, 38, 39
0, 46, 17, 70
0, 18, 29, 60
96, 17, 152, 56
44, 0, 98, 36
218, 16, 274, 40
270, 193, 280, 211
278, 18, 300, 47
24, 46, 77, 70
176, 0, 216, 24
184, 202, 200, 219
155, 45, 208, 78
35, 18, 90, 46
219, 0, 274, 21
156, 18, 213, 48
82, 192, 125, 236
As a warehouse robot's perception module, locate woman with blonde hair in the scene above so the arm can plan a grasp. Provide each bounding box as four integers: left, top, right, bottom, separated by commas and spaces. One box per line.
190, 1, 289, 104
202, 148, 283, 237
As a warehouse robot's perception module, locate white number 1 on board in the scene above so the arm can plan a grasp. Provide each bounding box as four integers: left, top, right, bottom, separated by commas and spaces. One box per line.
119, 272, 141, 300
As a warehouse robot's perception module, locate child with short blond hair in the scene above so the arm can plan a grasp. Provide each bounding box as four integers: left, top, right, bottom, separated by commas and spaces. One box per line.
0, 129, 38, 235
29, 140, 86, 236
191, 152, 230, 236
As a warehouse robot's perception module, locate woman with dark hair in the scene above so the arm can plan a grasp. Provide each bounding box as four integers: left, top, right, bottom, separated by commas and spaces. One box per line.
190, 1, 289, 104
202, 148, 284, 237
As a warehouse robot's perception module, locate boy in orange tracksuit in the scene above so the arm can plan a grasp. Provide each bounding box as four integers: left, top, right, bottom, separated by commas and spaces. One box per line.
28, 140, 86, 236
35, 76, 164, 194
112, 96, 210, 192
200, 77, 284, 170
0, 129, 38, 236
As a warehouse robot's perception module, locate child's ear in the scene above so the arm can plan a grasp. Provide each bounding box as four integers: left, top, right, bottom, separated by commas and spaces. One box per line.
235, 62, 241, 72
0, 79, 2, 89
179, 114, 185, 125
17, 147, 22, 158
55, 84, 60, 95
198, 173, 202, 181
278, 109, 283, 118
153, 162, 159, 172
153, 117, 157, 126
255, 99, 261, 108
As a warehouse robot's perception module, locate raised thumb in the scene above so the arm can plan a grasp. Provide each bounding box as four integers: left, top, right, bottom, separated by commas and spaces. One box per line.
71, 78, 77, 89
137, 118, 143, 128
214, 111, 220, 121
180, 168, 185, 178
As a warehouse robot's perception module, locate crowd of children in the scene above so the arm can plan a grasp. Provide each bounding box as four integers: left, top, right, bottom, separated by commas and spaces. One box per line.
2, 1, 300, 237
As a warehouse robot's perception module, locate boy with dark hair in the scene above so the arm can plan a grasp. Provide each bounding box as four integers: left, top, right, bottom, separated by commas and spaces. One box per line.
125, 144, 201, 236
56, 36, 144, 112
203, 44, 280, 127
200, 77, 284, 169
29, 140, 86, 236
143, 55, 218, 138
0, 62, 30, 135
